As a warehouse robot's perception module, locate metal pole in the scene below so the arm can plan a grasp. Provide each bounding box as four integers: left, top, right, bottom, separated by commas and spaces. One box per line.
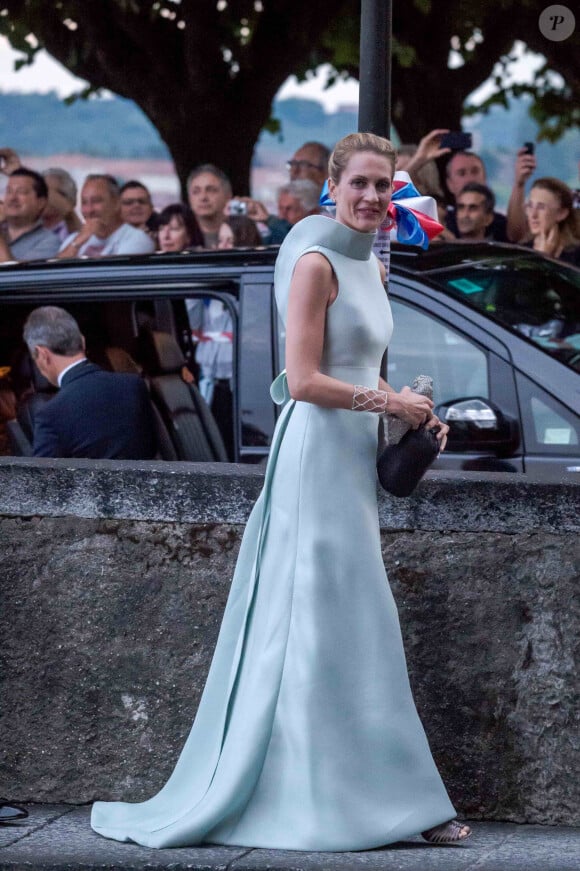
358, 0, 392, 137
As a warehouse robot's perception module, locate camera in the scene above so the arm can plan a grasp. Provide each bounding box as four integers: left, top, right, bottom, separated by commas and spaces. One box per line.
229, 200, 247, 216
523, 142, 535, 155
440, 131, 472, 151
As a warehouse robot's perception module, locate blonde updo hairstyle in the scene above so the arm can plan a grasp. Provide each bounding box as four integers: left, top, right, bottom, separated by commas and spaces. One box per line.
329, 132, 397, 184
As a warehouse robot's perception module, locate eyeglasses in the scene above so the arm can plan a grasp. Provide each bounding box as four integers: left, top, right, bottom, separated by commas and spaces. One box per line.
121, 197, 150, 206
286, 160, 324, 172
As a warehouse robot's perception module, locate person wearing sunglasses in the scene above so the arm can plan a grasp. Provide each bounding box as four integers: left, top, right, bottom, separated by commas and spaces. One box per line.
119, 180, 157, 237
286, 141, 331, 189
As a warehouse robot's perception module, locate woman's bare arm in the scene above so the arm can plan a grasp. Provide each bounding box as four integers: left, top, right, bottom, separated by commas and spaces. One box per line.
285, 253, 433, 427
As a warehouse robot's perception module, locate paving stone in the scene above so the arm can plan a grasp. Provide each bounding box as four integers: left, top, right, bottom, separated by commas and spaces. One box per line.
1, 808, 579, 871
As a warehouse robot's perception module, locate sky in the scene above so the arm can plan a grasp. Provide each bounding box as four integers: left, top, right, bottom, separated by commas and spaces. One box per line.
0, 37, 360, 111
0, 36, 543, 113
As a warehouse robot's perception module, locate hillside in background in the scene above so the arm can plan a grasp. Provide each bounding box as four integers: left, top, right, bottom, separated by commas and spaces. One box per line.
1, 90, 577, 207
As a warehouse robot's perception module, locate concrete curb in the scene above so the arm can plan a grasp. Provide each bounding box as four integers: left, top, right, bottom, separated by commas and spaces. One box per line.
1, 457, 579, 532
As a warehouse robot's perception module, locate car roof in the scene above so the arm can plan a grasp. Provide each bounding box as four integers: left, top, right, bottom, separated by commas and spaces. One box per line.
389, 241, 550, 274
0, 240, 549, 281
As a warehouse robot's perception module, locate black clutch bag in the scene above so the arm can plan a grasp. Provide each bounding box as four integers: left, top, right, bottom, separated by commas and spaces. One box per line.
377, 424, 440, 497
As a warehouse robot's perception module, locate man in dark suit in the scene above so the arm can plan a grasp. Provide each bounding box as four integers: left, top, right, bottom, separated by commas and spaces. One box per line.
23, 306, 157, 459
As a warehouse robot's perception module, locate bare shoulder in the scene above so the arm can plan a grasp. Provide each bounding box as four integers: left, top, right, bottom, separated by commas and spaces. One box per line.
293, 251, 334, 284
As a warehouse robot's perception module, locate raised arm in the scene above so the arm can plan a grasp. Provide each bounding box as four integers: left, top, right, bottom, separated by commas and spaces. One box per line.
507, 148, 536, 243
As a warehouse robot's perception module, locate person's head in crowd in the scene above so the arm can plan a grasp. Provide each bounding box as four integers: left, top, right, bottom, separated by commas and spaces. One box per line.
445, 151, 486, 202
396, 144, 443, 198
23, 305, 85, 387
42, 168, 80, 234
120, 180, 154, 231
80, 174, 123, 238
287, 142, 330, 188
218, 215, 262, 249
187, 164, 232, 246
455, 182, 495, 241
526, 177, 580, 249
3, 167, 48, 231
157, 203, 204, 252
277, 180, 321, 225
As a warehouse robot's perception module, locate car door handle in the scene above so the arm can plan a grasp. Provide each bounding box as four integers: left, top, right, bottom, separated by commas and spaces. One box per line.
565, 466, 580, 472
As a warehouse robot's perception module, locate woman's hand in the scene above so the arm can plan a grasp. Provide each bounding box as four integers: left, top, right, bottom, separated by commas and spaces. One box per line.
230, 196, 269, 223
407, 128, 451, 171
514, 148, 536, 188
0, 148, 21, 176
425, 414, 449, 453
388, 386, 434, 429
533, 225, 562, 258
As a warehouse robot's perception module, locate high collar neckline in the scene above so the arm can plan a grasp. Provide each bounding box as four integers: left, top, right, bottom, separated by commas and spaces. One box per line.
287, 215, 376, 260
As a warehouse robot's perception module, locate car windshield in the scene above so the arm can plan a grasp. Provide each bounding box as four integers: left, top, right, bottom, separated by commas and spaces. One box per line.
429, 255, 580, 373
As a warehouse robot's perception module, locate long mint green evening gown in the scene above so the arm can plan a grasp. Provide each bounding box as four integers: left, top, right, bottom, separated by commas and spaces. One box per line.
91, 215, 456, 850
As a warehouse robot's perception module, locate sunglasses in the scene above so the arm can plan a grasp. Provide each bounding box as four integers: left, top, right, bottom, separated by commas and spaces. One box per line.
121, 197, 150, 206
286, 160, 324, 172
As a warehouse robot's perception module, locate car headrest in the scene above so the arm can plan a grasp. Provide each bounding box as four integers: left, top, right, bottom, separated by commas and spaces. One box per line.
10, 347, 56, 396
139, 328, 185, 375
30, 363, 55, 393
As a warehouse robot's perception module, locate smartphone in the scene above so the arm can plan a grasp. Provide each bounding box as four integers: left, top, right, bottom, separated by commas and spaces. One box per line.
523, 142, 535, 155
440, 131, 472, 151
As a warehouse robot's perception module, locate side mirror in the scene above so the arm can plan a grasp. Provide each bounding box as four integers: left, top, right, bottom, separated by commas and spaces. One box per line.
434, 397, 520, 456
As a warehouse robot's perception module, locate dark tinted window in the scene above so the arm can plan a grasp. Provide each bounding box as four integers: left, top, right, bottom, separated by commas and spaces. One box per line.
429, 255, 580, 372
388, 299, 489, 404
238, 281, 276, 455
516, 372, 580, 455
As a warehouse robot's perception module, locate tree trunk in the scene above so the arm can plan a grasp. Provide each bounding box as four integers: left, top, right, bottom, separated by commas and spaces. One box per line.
140, 92, 264, 200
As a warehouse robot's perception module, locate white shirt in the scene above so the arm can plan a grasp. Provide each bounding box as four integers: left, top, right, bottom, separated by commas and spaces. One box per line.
60, 223, 155, 257
57, 357, 87, 387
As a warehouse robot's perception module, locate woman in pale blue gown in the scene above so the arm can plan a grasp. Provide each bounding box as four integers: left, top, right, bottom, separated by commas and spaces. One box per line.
91, 133, 471, 850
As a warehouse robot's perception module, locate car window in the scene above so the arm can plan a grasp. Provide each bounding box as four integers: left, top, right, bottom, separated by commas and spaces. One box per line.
0, 294, 239, 462
238, 281, 277, 454
387, 299, 489, 404
185, 294, 237, 459
429, 255, 580, 373
516, 371, 580, 454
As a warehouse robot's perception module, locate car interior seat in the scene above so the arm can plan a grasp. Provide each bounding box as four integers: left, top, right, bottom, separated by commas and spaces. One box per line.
6, 349, 58, 456
137, 328, 228, 462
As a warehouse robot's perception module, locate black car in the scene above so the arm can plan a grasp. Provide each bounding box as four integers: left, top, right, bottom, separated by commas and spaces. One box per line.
0, 242, 578, 480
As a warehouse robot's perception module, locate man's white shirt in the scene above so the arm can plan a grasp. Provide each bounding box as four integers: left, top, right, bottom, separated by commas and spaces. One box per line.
60, 223, 155, 257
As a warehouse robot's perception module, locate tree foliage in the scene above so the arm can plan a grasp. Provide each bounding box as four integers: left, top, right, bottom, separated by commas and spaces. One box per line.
314, 0, 580, 143
0, 0, 340, 193
0, 0, 578, 190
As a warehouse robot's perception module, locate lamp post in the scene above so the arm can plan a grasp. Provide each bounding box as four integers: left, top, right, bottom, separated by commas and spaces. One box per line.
358, 0, 393, 386
358, 0, 392, 138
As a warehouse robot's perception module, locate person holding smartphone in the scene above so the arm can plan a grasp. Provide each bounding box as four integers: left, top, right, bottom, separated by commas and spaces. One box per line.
443, 148, 508, 242
507, 144, 538, 243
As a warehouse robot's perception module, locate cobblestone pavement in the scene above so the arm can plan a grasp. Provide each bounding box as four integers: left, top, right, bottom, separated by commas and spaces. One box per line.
0, 805, 579, 871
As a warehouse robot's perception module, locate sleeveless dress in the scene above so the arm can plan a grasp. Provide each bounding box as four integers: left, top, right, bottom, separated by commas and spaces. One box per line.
91, 215, 456, 851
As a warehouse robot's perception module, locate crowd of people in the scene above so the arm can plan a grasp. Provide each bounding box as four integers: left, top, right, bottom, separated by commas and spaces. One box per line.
1, 132, 579, 267
0, 142, 327, 263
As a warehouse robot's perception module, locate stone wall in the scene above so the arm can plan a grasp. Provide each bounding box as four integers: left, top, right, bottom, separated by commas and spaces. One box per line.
0, 458, 579, 826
